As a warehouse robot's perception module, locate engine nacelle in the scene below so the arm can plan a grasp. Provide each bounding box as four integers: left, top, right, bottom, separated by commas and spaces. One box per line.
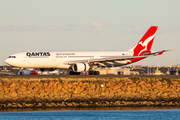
72, 63, 90, 72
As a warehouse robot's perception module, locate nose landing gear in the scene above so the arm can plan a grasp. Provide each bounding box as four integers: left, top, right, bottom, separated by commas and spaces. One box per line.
19, 68, 24, 75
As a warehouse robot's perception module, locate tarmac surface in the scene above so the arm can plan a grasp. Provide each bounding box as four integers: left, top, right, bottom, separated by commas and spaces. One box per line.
0, 75, 180, 77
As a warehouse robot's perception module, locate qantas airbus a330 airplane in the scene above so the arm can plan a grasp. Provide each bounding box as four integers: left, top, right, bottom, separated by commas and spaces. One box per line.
5, 26, 168, 75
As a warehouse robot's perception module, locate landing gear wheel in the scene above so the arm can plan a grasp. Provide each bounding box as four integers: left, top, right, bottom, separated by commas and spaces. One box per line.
70, 71, 81, 75
20, 72, 24, 75
95, 71, 100, 75
89, 71, 92, 75
89, 71, 100, 75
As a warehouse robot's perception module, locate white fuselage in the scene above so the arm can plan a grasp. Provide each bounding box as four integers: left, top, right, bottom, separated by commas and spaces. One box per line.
5, 51, 134, 69
5, 26, 163, 72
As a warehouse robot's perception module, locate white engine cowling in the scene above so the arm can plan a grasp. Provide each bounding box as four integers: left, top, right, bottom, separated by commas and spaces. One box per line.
72, 63, 90, 72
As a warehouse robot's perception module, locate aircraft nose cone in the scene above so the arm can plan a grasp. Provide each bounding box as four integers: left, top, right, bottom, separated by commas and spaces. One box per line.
5, 58, 11, 65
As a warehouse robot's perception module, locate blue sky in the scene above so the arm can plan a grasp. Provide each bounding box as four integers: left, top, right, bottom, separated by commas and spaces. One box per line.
0, 0, 180, 66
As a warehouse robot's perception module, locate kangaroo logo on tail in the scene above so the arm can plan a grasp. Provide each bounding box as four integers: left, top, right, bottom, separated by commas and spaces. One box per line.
129, 26, 158, 56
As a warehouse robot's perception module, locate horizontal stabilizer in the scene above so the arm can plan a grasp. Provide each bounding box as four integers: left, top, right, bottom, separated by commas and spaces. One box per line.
146, 50, 172, 56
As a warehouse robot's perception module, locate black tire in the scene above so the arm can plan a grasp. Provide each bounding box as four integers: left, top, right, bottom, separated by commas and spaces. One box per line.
89, 71, 95, 75
89, 71, 92, 75
96, 71, 100, 75
20, 72, 24, 75
70, 71, 80, 75
89, 71, 100, 75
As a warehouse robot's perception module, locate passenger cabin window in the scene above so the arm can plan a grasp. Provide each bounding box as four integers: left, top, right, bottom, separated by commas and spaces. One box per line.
8, 56, 16, 58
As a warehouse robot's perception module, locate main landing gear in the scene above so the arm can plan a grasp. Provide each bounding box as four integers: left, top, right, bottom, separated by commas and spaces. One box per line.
69, 71, 81, 75
19, 68, 24, 75
89, 71, 100, 75
69, 71, 100, 75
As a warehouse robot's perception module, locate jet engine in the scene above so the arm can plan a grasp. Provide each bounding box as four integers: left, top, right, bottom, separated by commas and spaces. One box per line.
72, 63, 90, 72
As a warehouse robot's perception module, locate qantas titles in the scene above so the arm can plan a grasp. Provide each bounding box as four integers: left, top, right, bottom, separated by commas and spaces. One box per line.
26, 52, 50, 57
26, 52, 76, 58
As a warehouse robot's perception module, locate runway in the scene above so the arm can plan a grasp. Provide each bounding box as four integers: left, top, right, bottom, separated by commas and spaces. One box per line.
1, 74, 180, 78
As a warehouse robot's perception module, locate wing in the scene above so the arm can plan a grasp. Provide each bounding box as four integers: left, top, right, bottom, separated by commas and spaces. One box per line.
64, 50, 170, 67
64, 55, 145, 66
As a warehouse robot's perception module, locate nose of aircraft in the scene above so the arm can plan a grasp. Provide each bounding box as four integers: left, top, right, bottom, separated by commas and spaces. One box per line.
5, 58, 11, 65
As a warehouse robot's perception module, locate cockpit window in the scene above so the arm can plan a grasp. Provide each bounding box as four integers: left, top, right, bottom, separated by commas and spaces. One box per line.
8, 56, 16, 58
